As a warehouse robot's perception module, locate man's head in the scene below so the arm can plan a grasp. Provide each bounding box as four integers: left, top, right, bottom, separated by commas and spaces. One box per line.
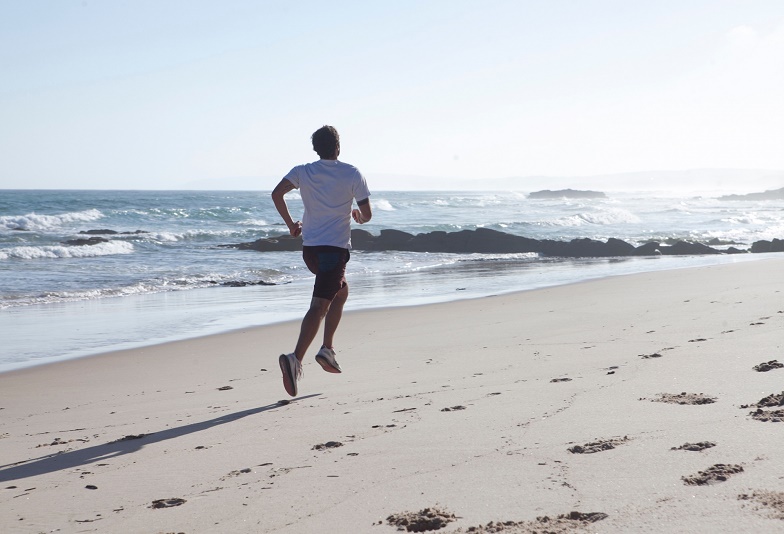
311, 125, 340, 160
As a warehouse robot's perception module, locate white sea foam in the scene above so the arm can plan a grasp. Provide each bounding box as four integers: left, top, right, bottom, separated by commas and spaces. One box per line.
0, 268, 292, 309
578, 208, 640, 225
0, 209, 103, 232
722, 214, 767, 225
238, 219, 269, 226
552, 208, 640, 227
458, 252, 539, 261
146, 232, 181, 242
374, 199, 395, 211
141, 229, 245, 242
0, 240, 134, 260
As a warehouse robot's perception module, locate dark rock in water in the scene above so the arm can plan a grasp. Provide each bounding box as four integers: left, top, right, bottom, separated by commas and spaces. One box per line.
719, 187, 784, 201
79, 229, 148, 235
380, 229, 420, 250
226, 234, 302, 252
660, 241, 722, 255
350, 229, 377, 250
224, 228, 784, 258
726, 247, 747, 254
63, 237, 109, 246
221, 280, 276, 287
606, 238, 637, 256
634, 242, 662, 256
80, 229, 118, 235
560, 237, 635, 257
751, 238, 784, 253
529, 189, 607, 199
406, 228, 541, 254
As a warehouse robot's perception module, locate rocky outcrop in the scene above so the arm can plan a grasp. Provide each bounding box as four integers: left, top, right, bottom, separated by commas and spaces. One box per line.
719, 187, 784, 201
219, 280, 277, 287
750, 239, 784, 253
529, 189, 607, 199
79, 229, 148, 235
225, 227, 784, 258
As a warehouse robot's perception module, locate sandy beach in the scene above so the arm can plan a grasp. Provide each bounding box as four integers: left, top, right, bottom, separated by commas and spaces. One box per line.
2, 257, 783, 533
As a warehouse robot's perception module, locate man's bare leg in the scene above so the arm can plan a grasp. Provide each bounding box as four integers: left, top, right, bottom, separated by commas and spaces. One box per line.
294, 297, 331, 361
323, 284, 348, 349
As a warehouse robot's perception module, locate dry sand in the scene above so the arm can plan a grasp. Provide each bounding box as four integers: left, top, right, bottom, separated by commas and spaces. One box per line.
2, 258, 784, 533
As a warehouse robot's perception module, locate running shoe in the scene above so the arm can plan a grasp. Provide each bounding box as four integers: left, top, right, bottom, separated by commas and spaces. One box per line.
279, 353, 302, 396
315, 346, 342, 373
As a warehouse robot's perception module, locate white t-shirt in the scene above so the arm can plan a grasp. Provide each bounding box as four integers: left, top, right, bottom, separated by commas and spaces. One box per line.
283, 159, 371, 248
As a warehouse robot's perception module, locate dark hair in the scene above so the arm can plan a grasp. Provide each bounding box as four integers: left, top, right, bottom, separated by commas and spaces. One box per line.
311, 125, 340, 159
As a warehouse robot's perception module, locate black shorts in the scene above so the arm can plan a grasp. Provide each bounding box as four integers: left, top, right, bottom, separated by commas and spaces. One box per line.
302, 246, 350, 301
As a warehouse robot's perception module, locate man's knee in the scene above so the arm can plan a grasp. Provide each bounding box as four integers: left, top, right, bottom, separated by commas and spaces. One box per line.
309, 297, 332, 317
334, 283, 349, 302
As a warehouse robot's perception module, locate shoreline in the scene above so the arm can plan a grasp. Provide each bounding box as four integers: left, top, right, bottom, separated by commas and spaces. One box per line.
1, 252, 775, 374
2, 258, 784, 532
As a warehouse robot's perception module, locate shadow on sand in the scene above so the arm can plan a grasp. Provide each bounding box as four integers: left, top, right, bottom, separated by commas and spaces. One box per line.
0, 394, 320, 483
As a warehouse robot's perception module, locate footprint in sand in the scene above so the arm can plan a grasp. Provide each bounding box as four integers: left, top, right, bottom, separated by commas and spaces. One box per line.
748, 409, 784, 422
440, 405, 466, 412
550, 377, 572, 383
738, 490, 784, 520
568, 436, 629, 454
386, 507, 456, 532
149, 498, 186, 509
456, 511, 608, 533
753, 360, 783, 372
639, 353, 662, 359
682, 464, 743, 486
741, 391, 784, 422
743, 392, 784, 408
312, 441, 343, 451
671, 441, 716, 452
648, 392, 716, 405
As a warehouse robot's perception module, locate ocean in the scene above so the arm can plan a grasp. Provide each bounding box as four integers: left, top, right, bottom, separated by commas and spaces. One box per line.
2, 189, 782, 372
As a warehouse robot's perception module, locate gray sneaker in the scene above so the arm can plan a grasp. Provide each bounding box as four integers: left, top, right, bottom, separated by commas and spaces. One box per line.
315, 346, 342, 373
279, 353, 302, 396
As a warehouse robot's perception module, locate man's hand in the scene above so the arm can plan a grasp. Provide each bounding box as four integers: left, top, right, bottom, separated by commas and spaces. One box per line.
288, 221, 302, 237
352, 209, 366, 224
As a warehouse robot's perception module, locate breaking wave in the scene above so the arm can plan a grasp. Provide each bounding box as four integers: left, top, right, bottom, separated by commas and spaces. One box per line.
0, 240, 134, 260
0, 209, 104, 232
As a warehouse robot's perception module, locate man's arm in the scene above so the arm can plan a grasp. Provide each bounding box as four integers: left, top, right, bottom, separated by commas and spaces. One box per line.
271, 179, 302, 237
352, 197, 372, 224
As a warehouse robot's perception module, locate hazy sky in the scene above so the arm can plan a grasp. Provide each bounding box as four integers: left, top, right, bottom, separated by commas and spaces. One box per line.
1, 0, 783, 190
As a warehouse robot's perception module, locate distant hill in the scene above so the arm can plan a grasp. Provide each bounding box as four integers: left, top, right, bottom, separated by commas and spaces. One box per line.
718, 187, 784, 201
528, 189, 606, 199
463, 169, 784, 194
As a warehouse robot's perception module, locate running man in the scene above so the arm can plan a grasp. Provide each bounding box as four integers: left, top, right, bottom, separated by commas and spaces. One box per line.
271, 125, 372, 397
